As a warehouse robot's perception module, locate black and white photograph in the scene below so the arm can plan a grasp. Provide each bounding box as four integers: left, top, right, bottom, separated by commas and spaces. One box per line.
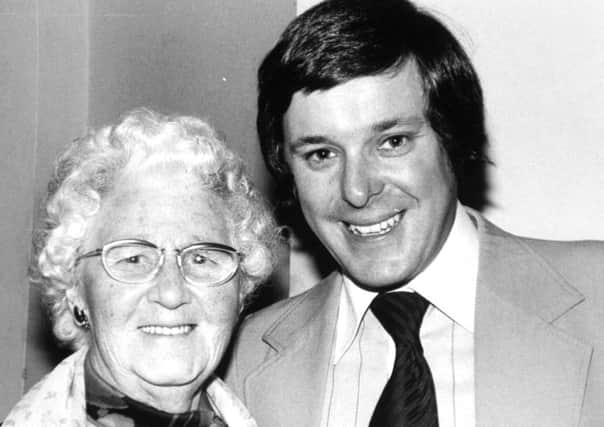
2, 0, 603, 425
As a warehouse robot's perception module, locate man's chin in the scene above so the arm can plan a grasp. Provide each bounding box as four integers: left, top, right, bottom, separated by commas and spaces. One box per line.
344, 268, 413, 292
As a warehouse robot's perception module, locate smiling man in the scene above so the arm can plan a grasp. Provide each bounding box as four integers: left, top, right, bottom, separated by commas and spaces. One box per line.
283, 64, 457, 291
224, 1, 604, 426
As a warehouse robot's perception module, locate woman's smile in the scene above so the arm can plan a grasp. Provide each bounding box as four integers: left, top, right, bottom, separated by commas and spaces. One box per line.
138, 324, 196, 336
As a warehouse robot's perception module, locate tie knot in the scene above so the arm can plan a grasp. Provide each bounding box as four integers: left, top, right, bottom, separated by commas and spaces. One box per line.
370, 292, 429, 344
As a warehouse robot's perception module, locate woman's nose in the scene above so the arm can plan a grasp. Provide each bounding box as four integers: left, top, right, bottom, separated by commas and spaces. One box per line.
147, 259, 192, 309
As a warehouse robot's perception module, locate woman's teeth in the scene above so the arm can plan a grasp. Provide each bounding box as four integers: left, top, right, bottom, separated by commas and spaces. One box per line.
139, 325, 194, 336
348, 213, 402, 236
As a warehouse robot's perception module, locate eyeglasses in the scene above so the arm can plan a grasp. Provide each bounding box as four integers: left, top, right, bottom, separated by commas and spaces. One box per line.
75, 239, 241, 287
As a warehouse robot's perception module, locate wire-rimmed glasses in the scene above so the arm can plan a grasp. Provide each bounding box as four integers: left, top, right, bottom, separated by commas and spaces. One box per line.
75, 239, 241, 287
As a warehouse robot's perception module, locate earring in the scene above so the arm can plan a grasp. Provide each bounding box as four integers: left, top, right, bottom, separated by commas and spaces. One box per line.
73, 306, 90, 329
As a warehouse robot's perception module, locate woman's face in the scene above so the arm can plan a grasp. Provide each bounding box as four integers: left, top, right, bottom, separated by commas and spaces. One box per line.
76, 165, 240, 405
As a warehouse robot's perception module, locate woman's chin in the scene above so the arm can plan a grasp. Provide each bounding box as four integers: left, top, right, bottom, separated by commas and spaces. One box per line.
134, 364, 207, 388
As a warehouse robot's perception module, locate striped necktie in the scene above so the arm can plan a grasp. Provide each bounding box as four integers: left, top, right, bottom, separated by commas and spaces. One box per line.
369, 292, 439, 427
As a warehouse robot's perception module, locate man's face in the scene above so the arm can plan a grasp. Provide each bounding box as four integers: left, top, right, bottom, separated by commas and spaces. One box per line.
283, 61, 457, 290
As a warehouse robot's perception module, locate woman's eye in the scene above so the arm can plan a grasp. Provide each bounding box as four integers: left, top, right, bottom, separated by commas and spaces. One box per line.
121, 255, 142, 264
192, 254, 208, 264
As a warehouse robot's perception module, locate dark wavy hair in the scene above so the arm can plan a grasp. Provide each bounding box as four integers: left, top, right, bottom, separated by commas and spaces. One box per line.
257, 0, 489, 210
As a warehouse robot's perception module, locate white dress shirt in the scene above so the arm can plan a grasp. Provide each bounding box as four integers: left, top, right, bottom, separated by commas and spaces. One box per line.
321, 202, 479, 427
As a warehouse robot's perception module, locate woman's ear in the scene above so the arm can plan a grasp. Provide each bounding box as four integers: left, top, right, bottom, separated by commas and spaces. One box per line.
65, 285, 85, 312
65, 285, 90, 329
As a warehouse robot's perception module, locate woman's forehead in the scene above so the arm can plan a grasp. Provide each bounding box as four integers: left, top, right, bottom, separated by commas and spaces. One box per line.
88, 169, 230, 246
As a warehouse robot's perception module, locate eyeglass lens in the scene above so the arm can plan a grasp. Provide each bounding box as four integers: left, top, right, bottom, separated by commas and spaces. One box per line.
104, 243, 237, 285
180, 246, 238, 284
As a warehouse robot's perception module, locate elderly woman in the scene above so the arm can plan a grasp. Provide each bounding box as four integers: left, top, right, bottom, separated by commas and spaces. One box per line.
5, 109, 280, 426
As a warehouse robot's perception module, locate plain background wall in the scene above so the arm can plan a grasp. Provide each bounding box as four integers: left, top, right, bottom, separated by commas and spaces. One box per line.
291, 0, 604, 295
0, 0, 89, 418
1, 0, 294, 419
87, 0, 291, 196
0, 1, 38, 418
416, 0, 604, 240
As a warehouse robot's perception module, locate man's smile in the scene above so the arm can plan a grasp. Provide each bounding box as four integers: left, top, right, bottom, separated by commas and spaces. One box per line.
345, 212, 403, 237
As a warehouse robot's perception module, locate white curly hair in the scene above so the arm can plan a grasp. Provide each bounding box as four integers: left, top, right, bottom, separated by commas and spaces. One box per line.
32, 108, 281, 349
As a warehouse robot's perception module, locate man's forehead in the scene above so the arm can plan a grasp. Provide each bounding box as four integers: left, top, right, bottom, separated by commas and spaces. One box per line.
290, 58, 423, 103
283, 62, 427, 143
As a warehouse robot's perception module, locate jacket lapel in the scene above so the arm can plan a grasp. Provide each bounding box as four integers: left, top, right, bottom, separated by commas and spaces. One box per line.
244, 272, 342, 427
474, 218, 592, 427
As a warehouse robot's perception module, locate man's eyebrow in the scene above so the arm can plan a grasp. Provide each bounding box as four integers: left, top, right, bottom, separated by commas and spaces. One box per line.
287, 135, 332, 151
287, 116, 426, 150
371, 116, 426, 133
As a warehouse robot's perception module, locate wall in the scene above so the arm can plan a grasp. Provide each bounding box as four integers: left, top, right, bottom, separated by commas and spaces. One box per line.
416, 0, 604, 241
88, 0, 293, 196
1, 0, 89, 418
290, 0, 604, 294
0, 1, 38, 417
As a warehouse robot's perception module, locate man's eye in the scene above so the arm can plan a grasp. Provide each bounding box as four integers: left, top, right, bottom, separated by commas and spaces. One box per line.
305, 148, 335, 163
380, 135, 408, 149
377, 134, 415, 156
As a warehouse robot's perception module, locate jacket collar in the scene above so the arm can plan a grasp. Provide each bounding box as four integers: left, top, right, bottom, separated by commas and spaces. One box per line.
472, 212, 591, 427
474, 213, 584, 322
244, 272, 342, 427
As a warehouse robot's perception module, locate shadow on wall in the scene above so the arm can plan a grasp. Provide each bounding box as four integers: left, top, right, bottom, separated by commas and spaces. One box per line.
27, 288, 72, 379
458, 158, 491, 213
243, 234, 291, 315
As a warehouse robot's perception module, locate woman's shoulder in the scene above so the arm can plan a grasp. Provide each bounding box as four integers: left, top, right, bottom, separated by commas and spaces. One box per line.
3, 348, 88, 427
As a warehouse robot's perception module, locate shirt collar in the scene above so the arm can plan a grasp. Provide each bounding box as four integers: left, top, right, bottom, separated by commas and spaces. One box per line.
334, 202, 479, 362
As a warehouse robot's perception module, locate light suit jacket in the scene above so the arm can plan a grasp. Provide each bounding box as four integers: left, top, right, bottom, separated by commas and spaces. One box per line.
225, 215, 604, 426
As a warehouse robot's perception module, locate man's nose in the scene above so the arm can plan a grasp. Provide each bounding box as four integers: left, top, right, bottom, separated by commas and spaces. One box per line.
341, 156, 384, 208
147, 258, 192, 309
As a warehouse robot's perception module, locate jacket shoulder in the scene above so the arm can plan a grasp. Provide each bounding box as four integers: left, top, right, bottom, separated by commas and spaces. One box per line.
512, 236, 604, 338
239, 288, 316, 341
222, 287, 317, 395
518, 237, 604, 283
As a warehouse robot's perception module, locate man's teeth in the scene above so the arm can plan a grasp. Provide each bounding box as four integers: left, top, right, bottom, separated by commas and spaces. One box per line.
348, 213, 401, 236
139, 325, 194, 336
